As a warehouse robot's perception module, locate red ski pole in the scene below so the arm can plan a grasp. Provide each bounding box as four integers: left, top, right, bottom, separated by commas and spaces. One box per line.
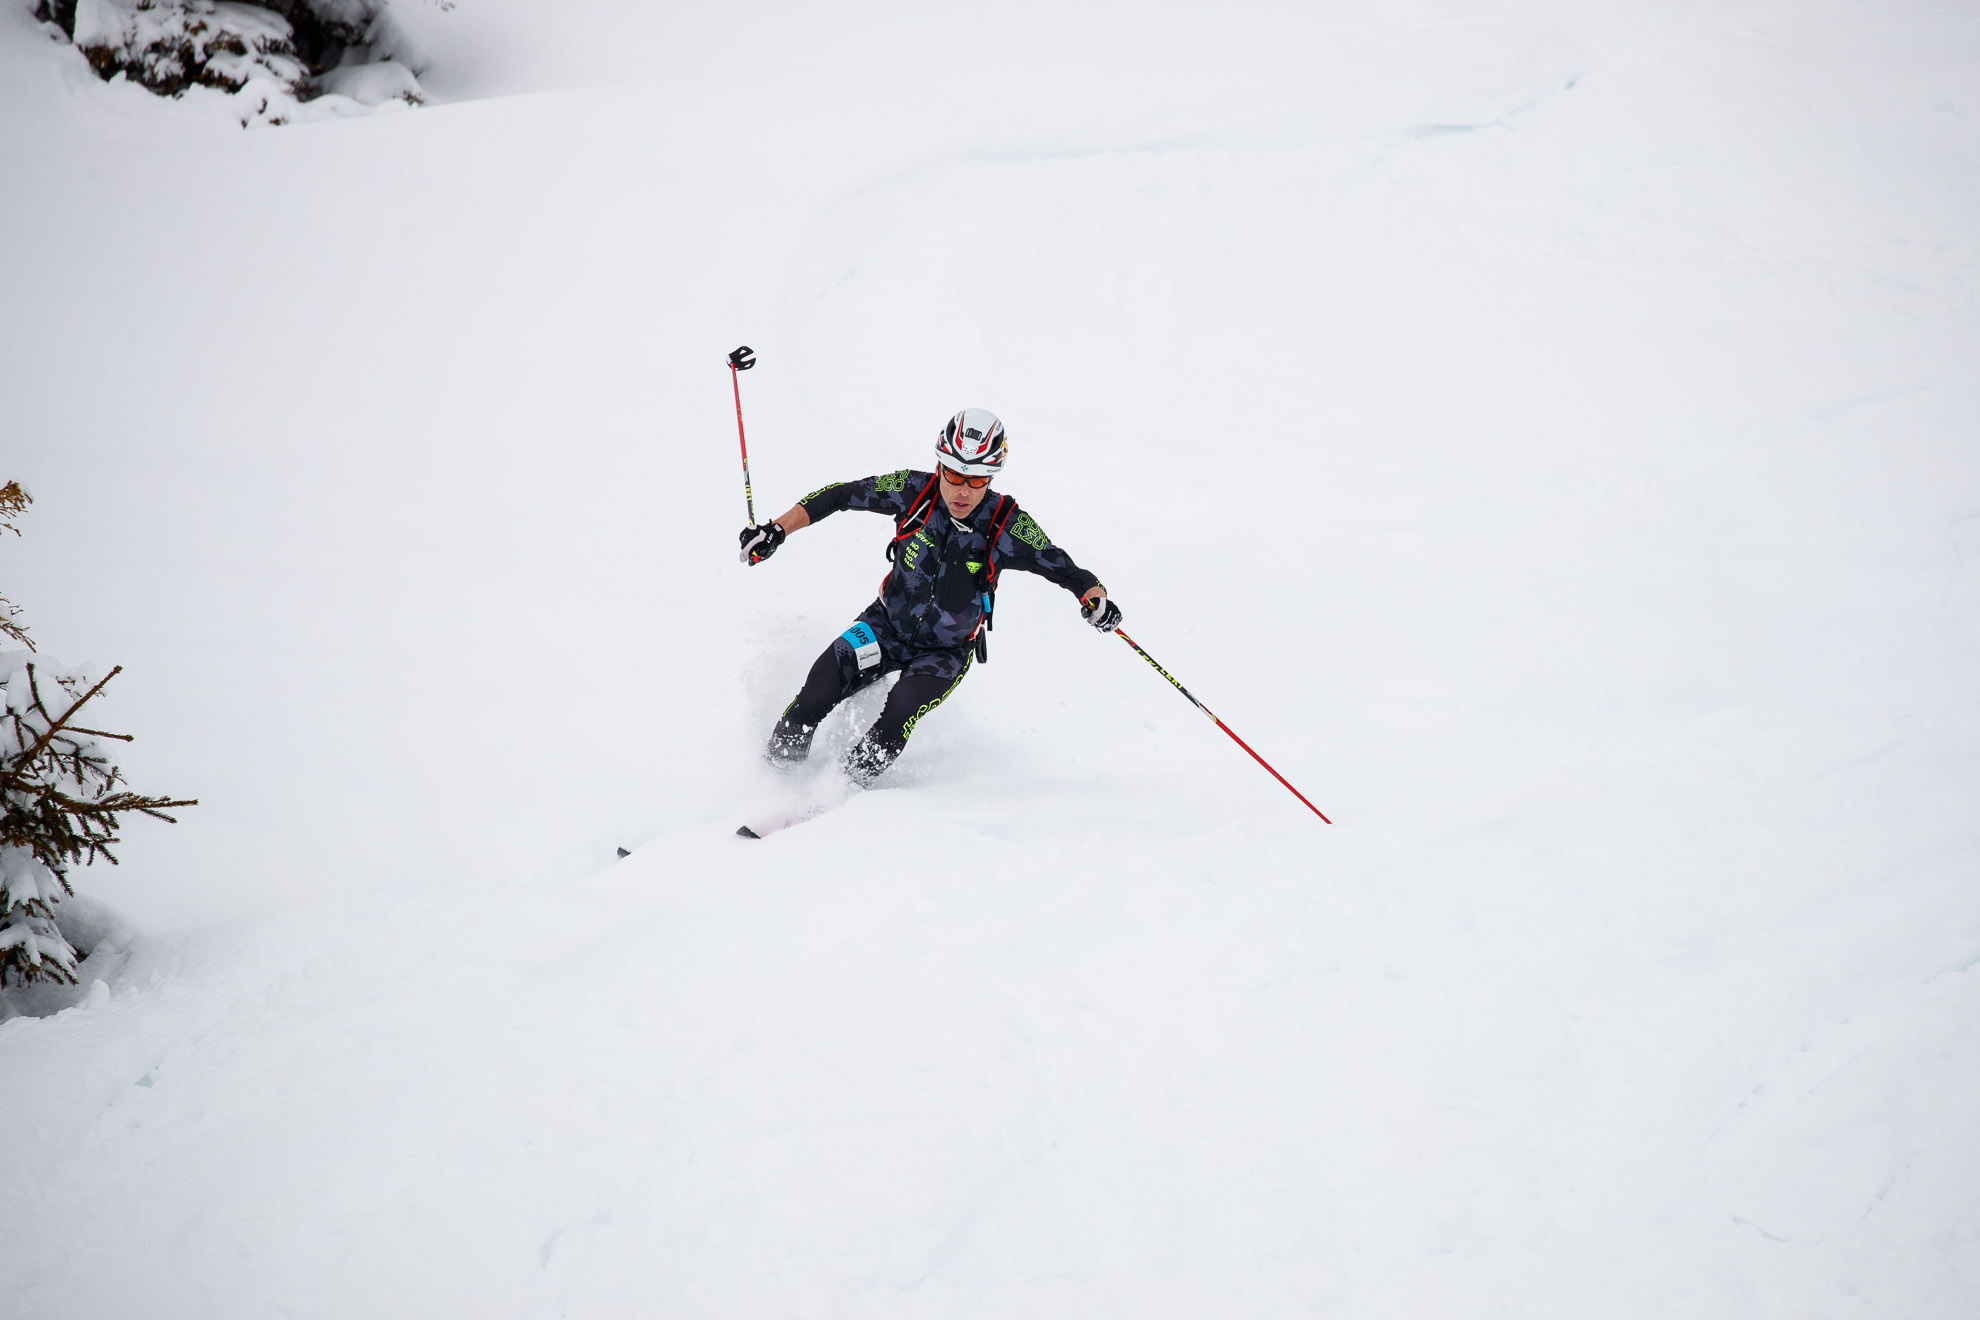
1115, 628, 1331, 823
728, 345, 757, 524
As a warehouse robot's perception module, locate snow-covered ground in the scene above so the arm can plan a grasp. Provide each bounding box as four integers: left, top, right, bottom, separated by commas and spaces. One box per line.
4, 0, 1979, 1313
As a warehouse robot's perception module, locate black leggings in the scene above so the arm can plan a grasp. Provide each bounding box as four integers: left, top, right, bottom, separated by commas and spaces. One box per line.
768, 628, 972, 785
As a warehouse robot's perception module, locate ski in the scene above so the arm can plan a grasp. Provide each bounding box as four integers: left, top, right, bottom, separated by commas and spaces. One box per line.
735, 779, 858, 839
734, 802, 831, 839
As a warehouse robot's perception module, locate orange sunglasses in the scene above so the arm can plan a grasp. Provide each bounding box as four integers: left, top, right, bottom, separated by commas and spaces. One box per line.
940, 466, 993, 489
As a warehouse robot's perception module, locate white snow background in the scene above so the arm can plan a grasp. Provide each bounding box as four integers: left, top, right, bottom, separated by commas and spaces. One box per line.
4, 0, 1980, 1314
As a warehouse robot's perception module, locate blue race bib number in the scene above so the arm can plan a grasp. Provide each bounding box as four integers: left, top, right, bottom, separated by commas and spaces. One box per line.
840, 621, 882, 672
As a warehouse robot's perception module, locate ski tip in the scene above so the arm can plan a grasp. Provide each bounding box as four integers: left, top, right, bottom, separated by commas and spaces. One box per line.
736, 825, 761, 839
615, 846, 632, 859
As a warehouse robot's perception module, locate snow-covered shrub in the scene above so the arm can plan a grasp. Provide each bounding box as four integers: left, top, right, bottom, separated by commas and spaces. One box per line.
34, 0, 427, 126
69, 1, 310, 99
0, 482, 193, 988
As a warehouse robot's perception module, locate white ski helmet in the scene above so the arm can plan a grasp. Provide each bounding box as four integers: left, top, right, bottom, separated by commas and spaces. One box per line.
935, 408, 1008, 478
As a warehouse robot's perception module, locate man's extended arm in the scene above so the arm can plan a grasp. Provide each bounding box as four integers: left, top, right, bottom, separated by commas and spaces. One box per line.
739, 473, 920, 565
993, 507, 1117, 627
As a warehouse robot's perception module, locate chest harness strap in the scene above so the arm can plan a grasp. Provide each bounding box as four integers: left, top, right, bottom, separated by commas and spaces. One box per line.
878, 473, 942, 600
878, 482, 1019, 665
885, 475, 942, 562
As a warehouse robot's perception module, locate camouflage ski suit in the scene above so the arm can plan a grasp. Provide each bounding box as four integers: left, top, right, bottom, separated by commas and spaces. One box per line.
769, 470, 1102, 783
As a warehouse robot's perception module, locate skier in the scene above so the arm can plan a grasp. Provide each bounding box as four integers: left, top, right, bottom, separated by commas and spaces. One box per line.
737, 408, 1121, 786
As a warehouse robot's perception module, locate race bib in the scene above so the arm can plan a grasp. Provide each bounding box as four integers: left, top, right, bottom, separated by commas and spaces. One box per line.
840, 621, 882, 672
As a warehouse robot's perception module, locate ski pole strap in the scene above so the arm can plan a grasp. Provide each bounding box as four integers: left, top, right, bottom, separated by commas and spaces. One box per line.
1114, 629, 1332, 824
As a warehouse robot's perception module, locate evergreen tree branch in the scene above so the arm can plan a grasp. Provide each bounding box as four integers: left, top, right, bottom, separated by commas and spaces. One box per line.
2, 481, 194, 990
8, 664, 123, 773
0, 602, 29, 652
18, 789, 198, 818
0, 480, 32, 652
0, 480, 28, 535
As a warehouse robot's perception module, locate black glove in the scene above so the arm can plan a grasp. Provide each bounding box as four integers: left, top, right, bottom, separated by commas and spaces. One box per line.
738, 522, 786, 565
1081, 594, 1122, 633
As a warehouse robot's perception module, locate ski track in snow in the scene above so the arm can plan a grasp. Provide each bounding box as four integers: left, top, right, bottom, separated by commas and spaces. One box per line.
4, 0, 1980, 1315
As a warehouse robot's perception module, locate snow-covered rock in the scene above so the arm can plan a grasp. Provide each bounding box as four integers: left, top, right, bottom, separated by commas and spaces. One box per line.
314, 55, 417, 106
43, 0, 423, 125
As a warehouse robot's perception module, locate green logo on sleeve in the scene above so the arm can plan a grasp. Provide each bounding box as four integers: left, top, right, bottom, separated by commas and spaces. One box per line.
874, 469, 913, 493
1006, 511, 1051, 551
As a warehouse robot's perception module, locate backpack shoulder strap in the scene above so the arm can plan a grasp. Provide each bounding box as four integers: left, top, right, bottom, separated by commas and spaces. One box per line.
968, 494, 1020, 660
982, 494, 1019, 591
885, 474, 942, 560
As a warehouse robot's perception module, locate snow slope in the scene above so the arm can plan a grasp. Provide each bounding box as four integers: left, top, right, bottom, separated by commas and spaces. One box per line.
4, 0, 1980, 1314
